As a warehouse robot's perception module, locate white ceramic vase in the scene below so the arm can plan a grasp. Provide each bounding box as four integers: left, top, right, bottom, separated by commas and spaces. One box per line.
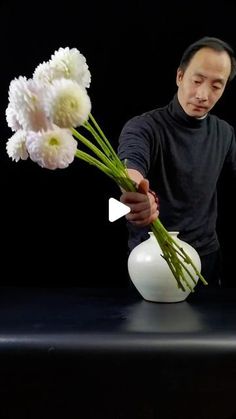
128, 232, 201, 303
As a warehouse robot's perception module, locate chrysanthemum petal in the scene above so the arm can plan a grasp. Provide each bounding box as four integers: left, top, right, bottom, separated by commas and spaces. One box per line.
6, 104, 22, 131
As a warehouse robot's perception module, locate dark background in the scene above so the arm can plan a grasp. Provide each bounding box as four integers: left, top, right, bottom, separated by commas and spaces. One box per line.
1, 1, 236, 287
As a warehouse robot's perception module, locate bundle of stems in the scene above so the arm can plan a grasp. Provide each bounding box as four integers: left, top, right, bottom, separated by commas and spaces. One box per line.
72, 114, 207, 292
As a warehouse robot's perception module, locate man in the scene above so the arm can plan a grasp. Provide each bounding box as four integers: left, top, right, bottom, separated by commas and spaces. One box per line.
118, 36, 236, 287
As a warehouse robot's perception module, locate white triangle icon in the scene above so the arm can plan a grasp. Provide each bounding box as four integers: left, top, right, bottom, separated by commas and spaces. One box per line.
108, 198, 131, 222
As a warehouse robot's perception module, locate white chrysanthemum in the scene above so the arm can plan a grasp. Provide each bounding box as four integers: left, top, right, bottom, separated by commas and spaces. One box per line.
25, 127, 77, 169
49, 47, 91, 88
7, 76, 48, 131
33, 61, 54, 85
45, 79, 91, 128
6, 130, 29, 161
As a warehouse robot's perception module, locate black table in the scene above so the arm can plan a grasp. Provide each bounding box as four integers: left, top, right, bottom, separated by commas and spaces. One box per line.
0, 286, 236, 419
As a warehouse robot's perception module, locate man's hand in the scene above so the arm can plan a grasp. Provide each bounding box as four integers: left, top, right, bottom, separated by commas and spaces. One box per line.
120, 178, 159, 226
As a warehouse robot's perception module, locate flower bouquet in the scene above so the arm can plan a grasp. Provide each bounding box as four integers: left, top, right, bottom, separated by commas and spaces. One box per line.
5, 47, 207, 291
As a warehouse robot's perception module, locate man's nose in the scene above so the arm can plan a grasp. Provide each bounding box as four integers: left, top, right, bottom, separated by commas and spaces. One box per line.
195, 86, 208, 101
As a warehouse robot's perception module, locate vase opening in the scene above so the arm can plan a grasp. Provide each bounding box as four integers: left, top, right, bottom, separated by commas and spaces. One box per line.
148, 231, 180, 238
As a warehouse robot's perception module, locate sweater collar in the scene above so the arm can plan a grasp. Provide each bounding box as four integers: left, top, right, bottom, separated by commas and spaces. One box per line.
168, 94, 208, 128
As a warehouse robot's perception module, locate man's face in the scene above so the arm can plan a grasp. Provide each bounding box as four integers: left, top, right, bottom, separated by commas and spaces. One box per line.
176, 47, 231, 117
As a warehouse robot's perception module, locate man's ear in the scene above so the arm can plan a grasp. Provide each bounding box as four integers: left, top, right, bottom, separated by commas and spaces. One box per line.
176, 68, 184, 86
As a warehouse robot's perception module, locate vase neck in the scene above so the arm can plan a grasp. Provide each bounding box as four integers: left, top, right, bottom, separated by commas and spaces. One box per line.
169, 231, 179, 238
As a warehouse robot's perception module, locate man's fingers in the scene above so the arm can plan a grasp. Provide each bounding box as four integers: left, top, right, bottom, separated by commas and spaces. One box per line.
120, 191, 147, 204
138, 178, 149, 194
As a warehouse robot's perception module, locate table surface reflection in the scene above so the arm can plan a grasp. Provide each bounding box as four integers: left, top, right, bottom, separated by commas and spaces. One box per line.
1, 286, 236, 419
0, 285, 236, 356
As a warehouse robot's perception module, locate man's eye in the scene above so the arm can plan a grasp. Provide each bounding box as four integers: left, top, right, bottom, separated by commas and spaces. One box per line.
193, 80, 201, 84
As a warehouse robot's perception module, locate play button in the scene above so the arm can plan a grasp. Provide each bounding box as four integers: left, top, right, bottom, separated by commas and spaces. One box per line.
108, 198, 131, 222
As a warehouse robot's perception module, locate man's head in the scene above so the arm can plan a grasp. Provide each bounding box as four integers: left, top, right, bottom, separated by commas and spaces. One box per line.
176, 36, 236, 117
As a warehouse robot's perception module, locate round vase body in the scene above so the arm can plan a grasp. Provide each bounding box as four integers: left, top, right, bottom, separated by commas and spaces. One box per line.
128, 232, 201, 303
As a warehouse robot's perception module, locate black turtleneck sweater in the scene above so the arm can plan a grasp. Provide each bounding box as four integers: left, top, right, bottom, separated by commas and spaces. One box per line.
118, 94, 236, 256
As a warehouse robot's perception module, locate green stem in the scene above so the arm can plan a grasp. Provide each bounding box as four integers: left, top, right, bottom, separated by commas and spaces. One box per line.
88, 113, 118, 158
72, 128, 127, 181
75, 149, 117, 180
150, 220, 206, 290
88, 114, 130, 178
84, 119, 121, 167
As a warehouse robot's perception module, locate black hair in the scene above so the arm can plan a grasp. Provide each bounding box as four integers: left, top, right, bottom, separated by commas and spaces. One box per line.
179, 36, 236, 82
